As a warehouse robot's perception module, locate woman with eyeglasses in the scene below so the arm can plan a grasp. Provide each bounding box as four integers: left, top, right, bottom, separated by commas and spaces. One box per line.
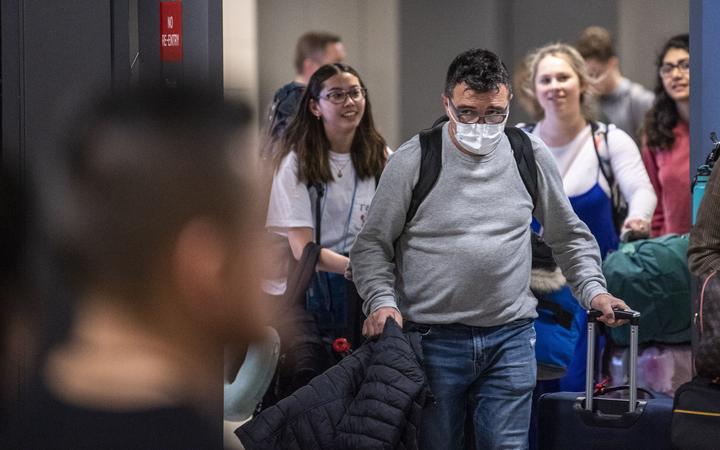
641, 34, 690, 236
265, 63, 388, 360
520, 43, 656, 393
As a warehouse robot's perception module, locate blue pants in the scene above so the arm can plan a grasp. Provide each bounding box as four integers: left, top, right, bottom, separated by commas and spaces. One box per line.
409, 319, 537, 450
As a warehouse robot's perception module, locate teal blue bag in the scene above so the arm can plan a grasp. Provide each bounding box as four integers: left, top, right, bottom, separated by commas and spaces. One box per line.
602, 234, 691, 345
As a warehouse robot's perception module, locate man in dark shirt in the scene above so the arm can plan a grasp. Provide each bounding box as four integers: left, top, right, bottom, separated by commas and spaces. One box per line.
266, 31, 346, 142
576, 26, 654, 144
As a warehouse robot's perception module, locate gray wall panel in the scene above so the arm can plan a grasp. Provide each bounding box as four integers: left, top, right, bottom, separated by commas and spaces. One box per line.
21, 1, 113, 169
398, 0, 506, 141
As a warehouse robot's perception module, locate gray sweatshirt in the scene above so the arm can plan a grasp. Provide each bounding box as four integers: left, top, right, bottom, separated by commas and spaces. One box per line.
350, 123, 607, 327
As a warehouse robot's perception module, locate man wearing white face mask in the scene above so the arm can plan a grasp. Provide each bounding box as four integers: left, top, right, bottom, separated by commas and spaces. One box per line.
350, 48, 629, 450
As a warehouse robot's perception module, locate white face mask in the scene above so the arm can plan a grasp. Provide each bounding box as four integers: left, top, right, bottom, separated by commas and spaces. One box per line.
453, 116, 508, 156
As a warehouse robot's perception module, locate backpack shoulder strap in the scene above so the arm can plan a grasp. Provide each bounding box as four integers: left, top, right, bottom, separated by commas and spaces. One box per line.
406, 121, 445, 223
590, 121, 614, 184
406, 122, 538, 221
505, 127, 538, 211
518, 122, 537, 133
308, 182, 325, 244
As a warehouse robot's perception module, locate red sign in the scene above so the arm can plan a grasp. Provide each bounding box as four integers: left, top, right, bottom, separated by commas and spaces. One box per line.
160, 2, 182, 62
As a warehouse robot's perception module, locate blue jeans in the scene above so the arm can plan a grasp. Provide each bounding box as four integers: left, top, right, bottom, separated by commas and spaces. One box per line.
409, 319, 537, 450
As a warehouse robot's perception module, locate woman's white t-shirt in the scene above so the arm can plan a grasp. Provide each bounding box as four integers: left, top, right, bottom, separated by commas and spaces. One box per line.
264, 151, 376, 294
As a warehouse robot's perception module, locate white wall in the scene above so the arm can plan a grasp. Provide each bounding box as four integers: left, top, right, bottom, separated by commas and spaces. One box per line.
223, 0, 258, 105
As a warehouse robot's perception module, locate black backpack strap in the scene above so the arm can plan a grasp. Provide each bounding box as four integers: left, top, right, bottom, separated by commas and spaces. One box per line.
537, 299, 574, 330
408, 121, 538, 222
308, 182, 325, 244
590, 121, 614, 185
406, 121, 445, 223
518, 122, 536, 133
505, 127, 538, 211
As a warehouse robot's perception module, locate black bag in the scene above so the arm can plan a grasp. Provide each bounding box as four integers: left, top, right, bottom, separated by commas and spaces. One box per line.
696, 270, 720, 378
261, 242, 333, 409
671, 377, 720, 449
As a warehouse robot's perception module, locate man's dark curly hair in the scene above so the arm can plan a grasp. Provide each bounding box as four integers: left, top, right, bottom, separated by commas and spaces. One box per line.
644, 34, 689, 150
445, 49, 512, 98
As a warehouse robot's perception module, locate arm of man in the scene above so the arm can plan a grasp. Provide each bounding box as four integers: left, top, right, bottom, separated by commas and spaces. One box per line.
688, 165, 720, 276
530, 134, 629, 326
350, 137, 421, 337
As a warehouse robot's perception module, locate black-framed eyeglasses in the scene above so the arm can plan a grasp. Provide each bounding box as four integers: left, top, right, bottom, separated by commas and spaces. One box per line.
318, 87, 367, 104
659, 59, 690, 78
447, 98, 509, 125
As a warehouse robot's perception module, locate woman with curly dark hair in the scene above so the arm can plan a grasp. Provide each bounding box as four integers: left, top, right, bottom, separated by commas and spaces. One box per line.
641, 34, 690, 236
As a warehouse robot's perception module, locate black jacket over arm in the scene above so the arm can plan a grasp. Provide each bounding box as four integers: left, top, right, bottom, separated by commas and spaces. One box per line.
236, 319, 428, 450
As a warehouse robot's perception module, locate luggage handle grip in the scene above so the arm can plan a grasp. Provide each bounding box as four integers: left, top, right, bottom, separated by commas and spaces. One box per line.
588, 308, 640, 325
586, 308, 641, 413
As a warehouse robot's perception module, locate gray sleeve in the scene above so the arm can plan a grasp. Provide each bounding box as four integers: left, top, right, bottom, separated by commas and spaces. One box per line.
350, 136, 421, 316
528, 134, 608, 309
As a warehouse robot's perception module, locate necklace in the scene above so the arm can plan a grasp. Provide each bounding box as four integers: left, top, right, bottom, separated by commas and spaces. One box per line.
330, 157, 352, 178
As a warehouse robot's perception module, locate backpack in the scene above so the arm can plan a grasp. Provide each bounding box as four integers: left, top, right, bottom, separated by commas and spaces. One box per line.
602, 234, 692, 346
522, 121, 628, 233
411, 117, 579, 378
407, 117, 537, 222
695, 270, 720, 379
267, 82, 304, 140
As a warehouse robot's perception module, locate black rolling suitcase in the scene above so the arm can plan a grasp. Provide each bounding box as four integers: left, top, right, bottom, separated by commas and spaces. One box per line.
537, 309, 674, 449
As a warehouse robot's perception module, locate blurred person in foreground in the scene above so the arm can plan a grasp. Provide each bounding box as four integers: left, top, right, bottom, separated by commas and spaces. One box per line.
12, 85, 268, 449
576, 26, 654, 144
0, 169, 37, 442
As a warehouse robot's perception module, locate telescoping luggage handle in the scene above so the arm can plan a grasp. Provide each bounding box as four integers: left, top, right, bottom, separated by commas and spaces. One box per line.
585, 308, 641, 413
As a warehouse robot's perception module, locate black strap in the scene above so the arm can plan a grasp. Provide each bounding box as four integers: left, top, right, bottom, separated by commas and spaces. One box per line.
537, 299, 574, 330
590, 121, 628, 231
505, 127, 538, 212
590, 121, 614, 188
406, 117, 538, 224
283, 242, 323, 308
309, 183, 325, 244
406, 121, 444, 223
594, 384, 655, 399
